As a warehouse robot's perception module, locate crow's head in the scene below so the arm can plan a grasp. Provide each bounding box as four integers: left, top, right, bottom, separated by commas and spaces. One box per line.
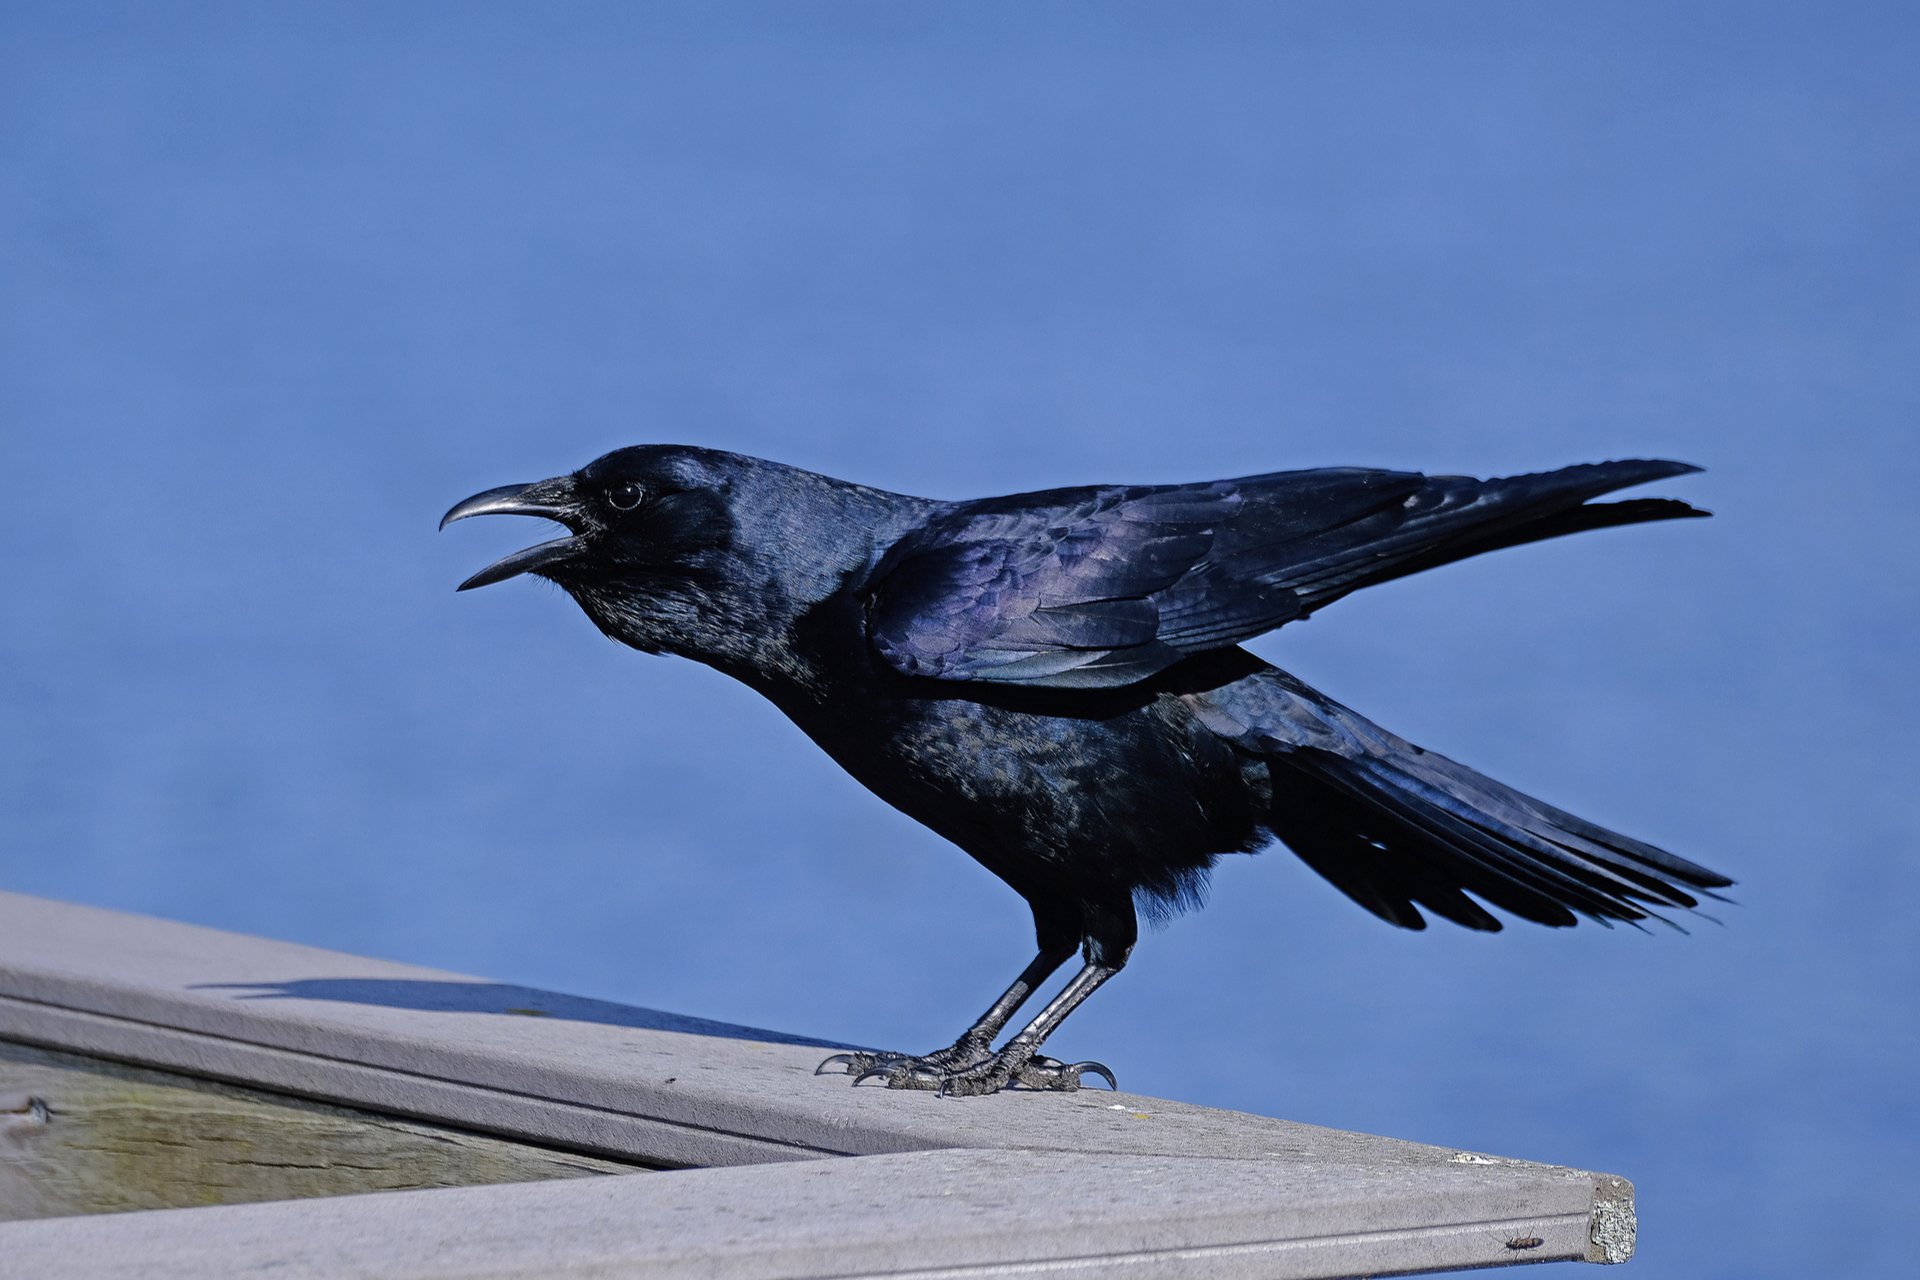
444, 446, 739, 589
442, 445, 758, 656
443, 445, 897, 680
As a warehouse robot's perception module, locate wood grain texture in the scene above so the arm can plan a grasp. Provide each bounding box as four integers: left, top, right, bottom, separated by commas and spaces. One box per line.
0, 1040, 639, 1221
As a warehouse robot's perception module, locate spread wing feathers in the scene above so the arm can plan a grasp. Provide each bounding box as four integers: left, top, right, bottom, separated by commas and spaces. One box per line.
1234, 459, 1708, 618
866, 460, 1705, 689
1192, 671, 1733, 931
866, 484, 1249, 687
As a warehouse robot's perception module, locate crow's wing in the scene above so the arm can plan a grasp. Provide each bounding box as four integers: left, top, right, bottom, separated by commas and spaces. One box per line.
864, 470, 1412, 688
865, 462, 1703, 690
865, 482, 1250, 688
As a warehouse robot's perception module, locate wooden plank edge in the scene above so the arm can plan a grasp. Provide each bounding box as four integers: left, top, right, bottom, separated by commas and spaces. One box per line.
0, 995, 839, 1169
0, 1148, 1617, 1279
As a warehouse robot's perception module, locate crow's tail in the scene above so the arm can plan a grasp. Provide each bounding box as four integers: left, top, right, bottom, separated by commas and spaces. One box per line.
1192, 668, 1732, 931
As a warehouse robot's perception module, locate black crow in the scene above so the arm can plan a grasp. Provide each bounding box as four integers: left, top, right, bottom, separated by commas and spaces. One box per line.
443, 448, 1729, 1096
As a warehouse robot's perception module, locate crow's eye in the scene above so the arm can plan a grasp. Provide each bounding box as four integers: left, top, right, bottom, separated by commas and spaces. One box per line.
608, 482, 644, 511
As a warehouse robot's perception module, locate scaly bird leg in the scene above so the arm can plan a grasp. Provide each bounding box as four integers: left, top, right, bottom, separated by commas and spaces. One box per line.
841, 959, 1121, 1096
816, 940, 1074, 1080
942, 959, 1120, 1096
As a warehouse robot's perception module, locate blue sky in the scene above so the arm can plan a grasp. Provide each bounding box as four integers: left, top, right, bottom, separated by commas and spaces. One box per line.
3, 5, 1915, 1275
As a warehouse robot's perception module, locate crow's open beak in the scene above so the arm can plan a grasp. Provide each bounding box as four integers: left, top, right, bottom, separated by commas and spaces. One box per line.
441, 479, 587, 591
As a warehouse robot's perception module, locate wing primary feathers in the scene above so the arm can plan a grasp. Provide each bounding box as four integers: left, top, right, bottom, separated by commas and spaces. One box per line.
868, 459, 1704, 690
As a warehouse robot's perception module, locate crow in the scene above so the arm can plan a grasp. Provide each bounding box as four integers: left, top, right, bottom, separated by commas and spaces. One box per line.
443, 448, 1729, 1096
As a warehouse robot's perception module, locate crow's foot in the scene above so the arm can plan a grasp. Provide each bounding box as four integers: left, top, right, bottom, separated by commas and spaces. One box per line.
1013, 1054, 1118, 1093
814, 1041, 987, 1081
818, 1048, 1116, 1096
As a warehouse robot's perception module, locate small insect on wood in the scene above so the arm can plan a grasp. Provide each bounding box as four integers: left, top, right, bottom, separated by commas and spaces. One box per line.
1505, 1235, 1545, 1251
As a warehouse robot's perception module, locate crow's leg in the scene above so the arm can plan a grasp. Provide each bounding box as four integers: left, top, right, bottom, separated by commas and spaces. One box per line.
847, 900, 1135, 1096
816, 904, 1077, 1079
934, 956, 1121, 1095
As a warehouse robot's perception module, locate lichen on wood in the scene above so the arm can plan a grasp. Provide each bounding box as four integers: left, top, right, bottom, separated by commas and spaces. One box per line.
0, 1039, 639, 1221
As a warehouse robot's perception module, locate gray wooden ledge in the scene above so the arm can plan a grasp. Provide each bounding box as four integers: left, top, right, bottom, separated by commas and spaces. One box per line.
0, 891, 1634, 1277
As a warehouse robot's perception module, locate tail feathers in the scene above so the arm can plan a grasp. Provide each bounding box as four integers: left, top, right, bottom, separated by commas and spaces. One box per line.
1228, 671, 1732, 932
1275, 750, 1727, 932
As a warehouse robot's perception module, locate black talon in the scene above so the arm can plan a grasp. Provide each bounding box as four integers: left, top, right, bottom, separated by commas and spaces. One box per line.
1074, 1060, 1118, 1090
820, 1042, 1104, 1096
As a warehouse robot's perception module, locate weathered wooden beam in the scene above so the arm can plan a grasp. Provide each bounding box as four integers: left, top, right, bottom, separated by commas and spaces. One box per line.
0, 892, 1638, 1276
1, 1146, 1623, 1280
0, 1041, 635, 1220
